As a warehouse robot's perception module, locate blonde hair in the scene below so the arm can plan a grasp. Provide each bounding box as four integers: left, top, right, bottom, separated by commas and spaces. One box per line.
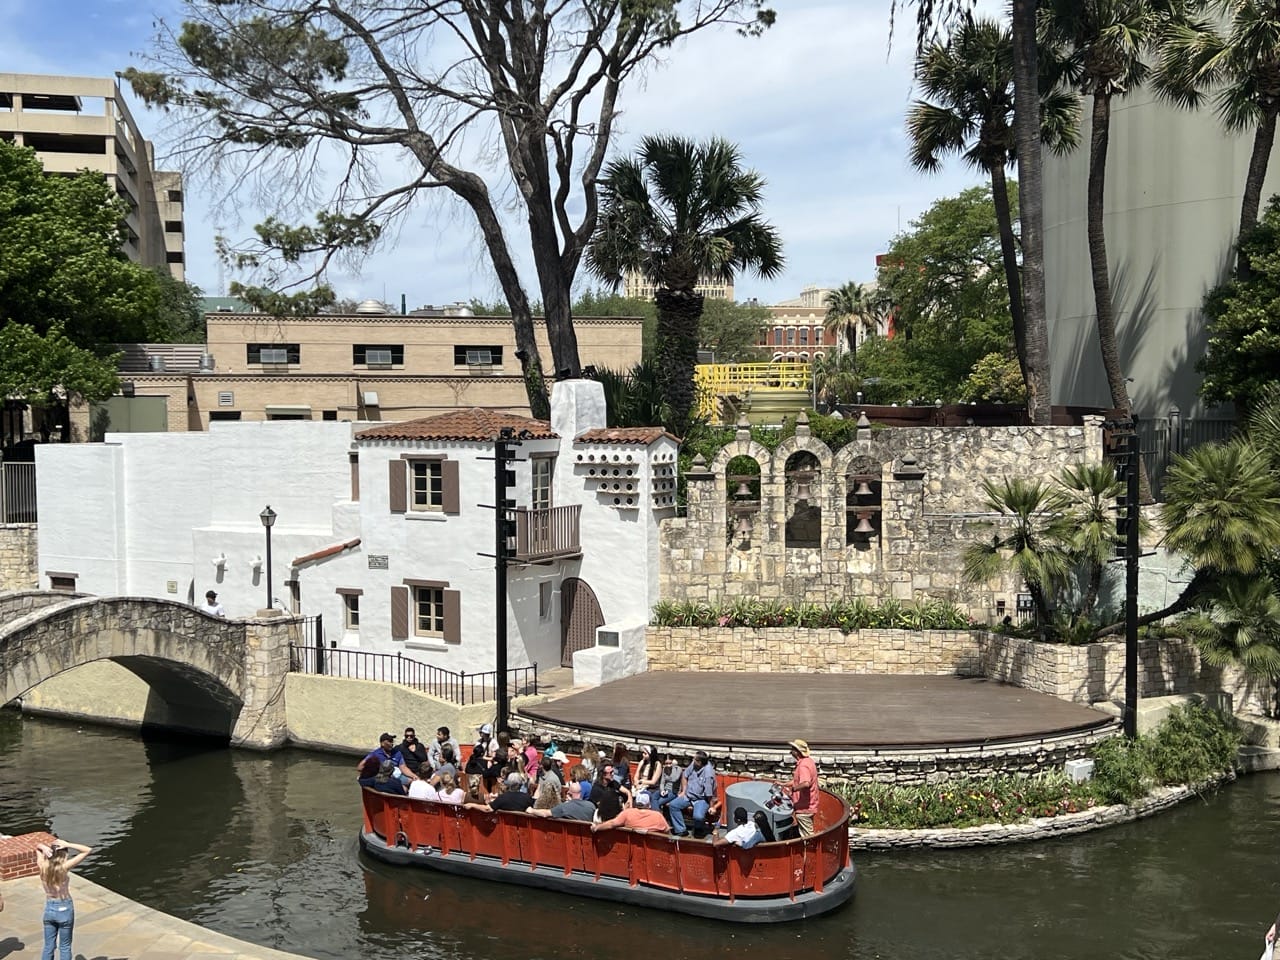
437, 771, 457, 793
40, 847, 69, 891
533, 779, 560, 810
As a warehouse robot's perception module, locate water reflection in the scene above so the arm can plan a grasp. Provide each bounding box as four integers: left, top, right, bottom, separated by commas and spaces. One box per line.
1, 709, 1278, 960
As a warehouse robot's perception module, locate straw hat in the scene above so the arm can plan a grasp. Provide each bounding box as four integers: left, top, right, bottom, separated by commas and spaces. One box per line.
787, 739, 811, 757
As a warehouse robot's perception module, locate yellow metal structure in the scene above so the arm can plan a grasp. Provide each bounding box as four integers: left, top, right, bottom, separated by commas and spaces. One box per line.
694, 362, 812, 422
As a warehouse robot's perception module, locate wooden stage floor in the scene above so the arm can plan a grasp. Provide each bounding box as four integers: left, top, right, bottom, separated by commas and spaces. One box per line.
518, 673, 1111, 750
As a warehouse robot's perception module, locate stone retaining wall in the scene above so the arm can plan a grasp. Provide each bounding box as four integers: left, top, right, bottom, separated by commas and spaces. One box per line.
512, 720, 1116, 786
977, 632, 1200, 702
848, 775, 1232, 849
0, 524, 38, 590
646, 626, 982, 675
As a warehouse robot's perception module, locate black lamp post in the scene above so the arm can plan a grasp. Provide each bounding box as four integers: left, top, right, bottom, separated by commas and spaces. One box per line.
259, 505, 276, 611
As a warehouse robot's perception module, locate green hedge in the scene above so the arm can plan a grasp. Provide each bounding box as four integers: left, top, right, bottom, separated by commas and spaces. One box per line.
830, 703, 1240, 829
650, 597, 974, 632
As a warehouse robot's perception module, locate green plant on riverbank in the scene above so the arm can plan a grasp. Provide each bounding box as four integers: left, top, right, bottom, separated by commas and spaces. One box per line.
832, 703, 1240, 829
649, 597, 973, 631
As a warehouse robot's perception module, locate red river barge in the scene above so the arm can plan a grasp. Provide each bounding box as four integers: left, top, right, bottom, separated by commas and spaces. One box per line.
359, 775, 857, 922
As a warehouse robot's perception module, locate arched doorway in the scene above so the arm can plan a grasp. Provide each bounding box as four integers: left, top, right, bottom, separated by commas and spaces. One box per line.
560, 578, 604, 667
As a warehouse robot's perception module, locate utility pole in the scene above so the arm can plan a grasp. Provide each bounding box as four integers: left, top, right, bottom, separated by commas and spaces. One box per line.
1123, 426, 1141, 739
488, 428, 521, 734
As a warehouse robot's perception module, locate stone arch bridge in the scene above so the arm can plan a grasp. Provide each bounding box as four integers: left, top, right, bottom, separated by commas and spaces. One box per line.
0, 591, 299, 748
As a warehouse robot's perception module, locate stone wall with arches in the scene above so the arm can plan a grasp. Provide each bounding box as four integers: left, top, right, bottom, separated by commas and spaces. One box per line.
661, 414, 1105, 618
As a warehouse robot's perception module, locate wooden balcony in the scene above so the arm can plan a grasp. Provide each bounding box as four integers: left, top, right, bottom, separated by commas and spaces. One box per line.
513, 505, 581, 562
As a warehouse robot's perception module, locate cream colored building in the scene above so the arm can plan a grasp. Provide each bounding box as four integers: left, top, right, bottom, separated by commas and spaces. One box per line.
84, 308, 645, 434
0, 73, 185, 279
623, 269, 734, 301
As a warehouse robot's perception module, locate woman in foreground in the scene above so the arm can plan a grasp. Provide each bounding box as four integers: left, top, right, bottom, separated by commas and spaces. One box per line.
36, 837, 92, 960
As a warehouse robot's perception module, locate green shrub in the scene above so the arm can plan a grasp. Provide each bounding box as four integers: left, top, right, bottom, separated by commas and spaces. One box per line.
650, 597, 973, 632
1091, 735, 1155, 804
1091, 702, 1240, 803
830, 773, 1097, 829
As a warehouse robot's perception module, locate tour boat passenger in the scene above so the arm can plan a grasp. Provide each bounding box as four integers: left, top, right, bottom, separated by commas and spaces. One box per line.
716, 807, 764, 848
528, 780, 596, 821
669, 751, 717, 837
434, 771, 465, 804
590, 789, 669, 834
428, 727, 461, 770
633, 745, 662, 798
372, 760, 408, 796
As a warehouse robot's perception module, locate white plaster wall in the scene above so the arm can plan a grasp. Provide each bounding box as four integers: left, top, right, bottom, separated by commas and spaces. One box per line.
36, 444, 127, 593
1043, 88, 1262, 418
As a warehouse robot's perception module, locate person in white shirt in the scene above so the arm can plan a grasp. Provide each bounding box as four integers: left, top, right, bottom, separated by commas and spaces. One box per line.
408, 777, 440, 801
199, 590, 226, 617
717, 806, 764, 849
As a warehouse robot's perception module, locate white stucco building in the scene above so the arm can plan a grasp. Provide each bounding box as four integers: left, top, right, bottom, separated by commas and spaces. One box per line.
35, 381, 677, 677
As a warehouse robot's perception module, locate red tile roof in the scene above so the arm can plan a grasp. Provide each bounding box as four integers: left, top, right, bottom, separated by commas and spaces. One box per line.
576, 426, 677, 445
292, 537, 361, 567
356, 409, 557, 442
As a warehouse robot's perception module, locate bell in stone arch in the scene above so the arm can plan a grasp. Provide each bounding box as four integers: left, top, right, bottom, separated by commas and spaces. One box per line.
734, 513, 754, 539
734, 478, 753, 499
793, 475, 812, 503
854, 480, 873, 498
854, 513, 875, 536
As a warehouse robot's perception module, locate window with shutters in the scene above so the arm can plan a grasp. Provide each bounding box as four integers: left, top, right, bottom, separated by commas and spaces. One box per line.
415, 586, 444, 637
393, 580, 460, 645
389, 456, 459, 515
412, 460, 443, 511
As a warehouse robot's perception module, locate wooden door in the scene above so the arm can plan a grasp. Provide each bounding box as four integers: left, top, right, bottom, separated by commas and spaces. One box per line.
560, 577, 604, 668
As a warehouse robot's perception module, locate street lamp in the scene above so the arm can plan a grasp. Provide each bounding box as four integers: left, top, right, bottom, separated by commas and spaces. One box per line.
259, 505, 277, 611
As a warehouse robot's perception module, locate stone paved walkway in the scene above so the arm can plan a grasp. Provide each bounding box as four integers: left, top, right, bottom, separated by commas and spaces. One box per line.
0, 874, 313, 960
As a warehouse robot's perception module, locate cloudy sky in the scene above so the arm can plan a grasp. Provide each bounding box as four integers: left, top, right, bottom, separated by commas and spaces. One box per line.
4, 0, 1002, 307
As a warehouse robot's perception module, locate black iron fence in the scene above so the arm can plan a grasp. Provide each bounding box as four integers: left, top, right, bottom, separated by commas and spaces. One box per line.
1134, 414, 1236, 501
1, 462, 36, 523
289, 616, 538, 705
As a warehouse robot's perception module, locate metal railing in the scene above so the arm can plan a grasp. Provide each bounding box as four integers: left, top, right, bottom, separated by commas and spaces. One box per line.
1134, 415, 1236, 501
289, 636, 538, 706
513, 505, 581, 561
1, 462, 36, 523
694, 361, 812, 419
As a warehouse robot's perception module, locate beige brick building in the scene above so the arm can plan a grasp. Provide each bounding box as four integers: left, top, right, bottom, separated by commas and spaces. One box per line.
83, 309, 645, 434
0, 73, 185, 279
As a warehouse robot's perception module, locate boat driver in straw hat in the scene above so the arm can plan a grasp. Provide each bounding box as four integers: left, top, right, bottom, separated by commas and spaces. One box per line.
785, 738, 820, 838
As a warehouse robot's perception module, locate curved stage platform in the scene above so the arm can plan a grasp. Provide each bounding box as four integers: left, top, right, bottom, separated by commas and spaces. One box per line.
517, 673, 1113, 752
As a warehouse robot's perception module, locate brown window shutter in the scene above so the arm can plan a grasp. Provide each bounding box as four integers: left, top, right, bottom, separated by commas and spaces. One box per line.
391, 585, 409, 639
442, 459, 460, 514
388, 459, 406, 513
443, 589, 461, 644
350, 453, 360, 502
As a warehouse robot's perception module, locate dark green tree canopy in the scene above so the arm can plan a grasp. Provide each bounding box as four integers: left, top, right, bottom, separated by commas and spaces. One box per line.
1199, 196, 1280, 413
0, 140, 159, 348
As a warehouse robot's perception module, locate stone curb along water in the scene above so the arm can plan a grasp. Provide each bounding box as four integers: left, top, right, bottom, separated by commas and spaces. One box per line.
847, 773, 1235, 850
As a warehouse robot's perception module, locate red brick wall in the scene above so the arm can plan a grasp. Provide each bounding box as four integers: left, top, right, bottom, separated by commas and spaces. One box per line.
0, 832, 56, 881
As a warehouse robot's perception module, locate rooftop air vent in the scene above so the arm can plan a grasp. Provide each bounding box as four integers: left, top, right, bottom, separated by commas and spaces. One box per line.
355, 299, 388, 315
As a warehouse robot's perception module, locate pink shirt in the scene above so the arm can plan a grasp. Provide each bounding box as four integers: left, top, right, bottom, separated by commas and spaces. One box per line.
791, 756, 819, 814
524, 746, 539, 780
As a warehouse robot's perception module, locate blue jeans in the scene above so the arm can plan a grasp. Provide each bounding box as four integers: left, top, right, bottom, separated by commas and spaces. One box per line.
42, 898, 74, 960
669, 795, 708, 836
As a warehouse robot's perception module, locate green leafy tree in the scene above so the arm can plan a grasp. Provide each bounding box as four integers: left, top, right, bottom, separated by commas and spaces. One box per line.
812, 350, 862, 406
0, 140, 159, 348
962, 476, 1075, 626
0, 323, 120, 442
1058, 463, 1124, 618
869, 185, 1017, 401
907, 15, 1078, 408
586, 135, 784, 435
959, 352, 1028, 403
698, 299, 771, 363
895, 0, 1054, 426
1155, 1, 1280, 273
125, 0, 773, 418
1198, 197, 1280, 414
147, 268, 206, 343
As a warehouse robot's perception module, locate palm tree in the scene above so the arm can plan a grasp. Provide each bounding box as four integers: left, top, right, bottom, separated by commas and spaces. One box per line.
586, 136, 784, 436
962, 476, 1076, 626
896, 0, 1053, 425
1045, 0, 1197, 501
1058, 462, 1125, 618
811, 350, 861, 407
1155, 2, 1280, 275
1094, 436, 1280, 636
907, 16, 1080, 409
1181, 576, 1280, 679
823, 281, 882, 357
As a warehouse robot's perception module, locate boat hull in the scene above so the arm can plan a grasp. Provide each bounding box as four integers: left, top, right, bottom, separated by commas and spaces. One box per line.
359, 829, 857, 922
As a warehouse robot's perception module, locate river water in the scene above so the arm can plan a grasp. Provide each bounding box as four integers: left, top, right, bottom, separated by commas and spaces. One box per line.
2, 709, 1277, 959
